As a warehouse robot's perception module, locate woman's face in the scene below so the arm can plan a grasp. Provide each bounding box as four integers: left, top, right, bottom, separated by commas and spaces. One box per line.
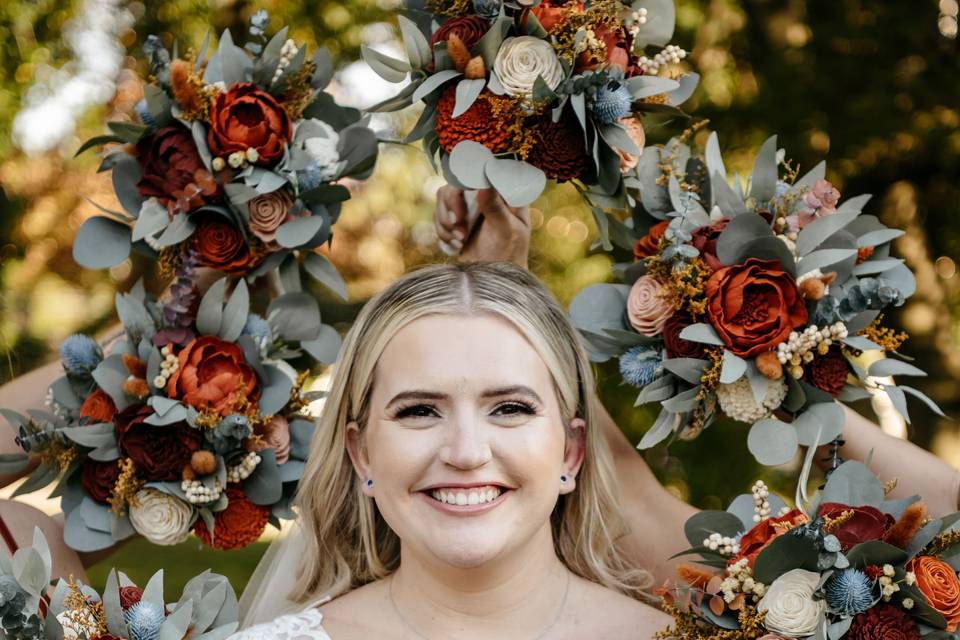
347, 313, 584, 570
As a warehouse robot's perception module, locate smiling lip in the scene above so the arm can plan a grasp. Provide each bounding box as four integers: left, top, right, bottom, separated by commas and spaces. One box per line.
418, 484, 512, 515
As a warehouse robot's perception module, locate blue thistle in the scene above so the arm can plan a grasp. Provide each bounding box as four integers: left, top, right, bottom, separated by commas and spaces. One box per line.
297, 162, 323, 193
593, 84, 632, 124
619, 345, 663, 388
124, 601, 165, 640
59, 334, 103, 377
473, 0, 501, 20
824, 568, 874, 616
135, 99, 158, 129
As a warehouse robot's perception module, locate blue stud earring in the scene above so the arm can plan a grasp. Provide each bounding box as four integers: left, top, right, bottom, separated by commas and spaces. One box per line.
366, 478, 374, 488
560, 474, 569, 484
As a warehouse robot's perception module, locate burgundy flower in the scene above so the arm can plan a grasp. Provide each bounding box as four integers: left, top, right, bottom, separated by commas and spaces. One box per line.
81, 459, 121, 504
115, 404, 202, 482
690, 218, 729, 271
662, 312, 707, 359
135, 126, 219, 214
818, 502, 894, 550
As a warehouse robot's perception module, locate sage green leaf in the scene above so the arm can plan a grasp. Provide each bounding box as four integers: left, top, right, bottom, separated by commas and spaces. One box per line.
302, 323, 342, 364
107, 121, 148, 144
625, 75, 679, 100
268, 292, 321, 341
276, 215, 326, 248
679, 323, 724, 345
216, 28, 252, 85
159, 600, 194, 640
637, 408, 677, 448
449, 140, 494, 189
73, 215, 131, 269
752, 535, 820, 584
868, 359, 927, 377
748, 418, 798, 465
196, 277, 227, 336
822, 460, 885, 507
131, 199, 168, 242
797, 248, 858, 274
453, 78, 486, 118
750, 135, 778, 203
75, 134, 126, 157
398, 15, 431, 70
683, 510, 744, 548
303, 252, 348, 300
412, 69, 461, 103
719, 350, 746, 384
795, 209, 860, 255
485, 158, 546, 207
857, 228, 904, 247
794, 160, 826, 191
793, 402, 845, 447
666, 72, 699, 106
900, 385, 947, 418
219, 279, 249, 342
630, 0, 676, 48
361, 45, 411, 82
155, 213, 196, 246
663, 358, 709, 384
715, 212, 773, 265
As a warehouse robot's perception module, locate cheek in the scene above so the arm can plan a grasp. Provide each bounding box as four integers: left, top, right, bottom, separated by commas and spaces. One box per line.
365, 424, 435, 485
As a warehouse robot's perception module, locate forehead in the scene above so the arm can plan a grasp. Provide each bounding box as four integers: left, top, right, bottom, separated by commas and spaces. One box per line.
372, 313, 555, 396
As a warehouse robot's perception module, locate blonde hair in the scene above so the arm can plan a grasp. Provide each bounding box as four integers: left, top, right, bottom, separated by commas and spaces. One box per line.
292, 261, 651, 602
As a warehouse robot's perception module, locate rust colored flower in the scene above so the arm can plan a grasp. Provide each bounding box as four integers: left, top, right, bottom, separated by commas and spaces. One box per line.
690, 218, 730, 271
136, 126, 218, 214
193, 484, 270, 550
818, 502, 894, 550
80, 459, 120, 504
80, 389, 118, 424
633, 220, 669, 260
906, 556, 960, 632
728, 508, 809, 568
115, 404, 202, 482
193, 216, 256, 273
848, 603, 920, 640
248, 190, 293, 248
207, 83, 292, 164
857, 246, 875, 264
705, 258, 809, 358
804, 346, 851, 396
526, 110, 589, 182
430, 16, 490, 49
167, 335, 260, 416
662, 311, 708, 360
435, 86, 513, 154
119, 586, 144, 610
576, 25, 630, 72
531, 0, 582, 32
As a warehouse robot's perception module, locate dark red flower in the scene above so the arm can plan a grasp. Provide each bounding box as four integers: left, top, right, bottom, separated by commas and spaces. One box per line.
849, 604, 920, 640
115, 404, 202, 482
207, 83, 292, 164
804, 346, 851, 396
526, 110, 589, 182
690, 218, 730, 271
136, 126, 219, 214
430, 16, 490, 49
705, 258, 809, 358
80, 459, 121, 504
193, 216, 257, 273
119, 586, 144, 610
728, 508, 809, 568
662, 311, 708, 359
818, 502, 894, 550
634, 221, 669, 260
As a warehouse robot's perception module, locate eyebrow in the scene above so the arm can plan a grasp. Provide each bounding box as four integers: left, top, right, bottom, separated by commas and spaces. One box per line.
384, 385, 544, 409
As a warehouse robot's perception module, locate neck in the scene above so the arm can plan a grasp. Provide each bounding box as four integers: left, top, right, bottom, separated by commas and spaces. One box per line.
390, 522, 570, 639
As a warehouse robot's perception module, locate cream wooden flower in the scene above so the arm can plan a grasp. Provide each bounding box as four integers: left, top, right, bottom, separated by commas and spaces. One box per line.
493, 36, 564, 98
129, 488, 193, 546
757, 569, 826, 637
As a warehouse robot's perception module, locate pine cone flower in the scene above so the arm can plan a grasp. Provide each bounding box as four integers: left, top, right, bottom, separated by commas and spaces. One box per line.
848, 603, 920, 640
803, 345, 850, 396
194, 484, 270, 550
435, 86, 512, 153
527, 111, 589, 181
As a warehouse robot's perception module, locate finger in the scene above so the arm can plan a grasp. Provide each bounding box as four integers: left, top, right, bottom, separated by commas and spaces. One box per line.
440, 185, 470, 232
475, 188, 529, 228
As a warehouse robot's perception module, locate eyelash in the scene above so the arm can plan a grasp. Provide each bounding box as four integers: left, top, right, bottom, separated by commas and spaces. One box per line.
393, 400, 539, 420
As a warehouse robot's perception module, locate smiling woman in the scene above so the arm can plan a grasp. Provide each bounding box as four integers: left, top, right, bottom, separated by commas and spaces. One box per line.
233, 261, 669, 640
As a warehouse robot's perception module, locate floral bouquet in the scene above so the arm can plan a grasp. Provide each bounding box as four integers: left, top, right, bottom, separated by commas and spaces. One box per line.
660, 461, 960, 640
0, 277, 332, 552
363, 0, 697, 213
74, 10, 376, 294
0, 528, 238, 639
569, 130, 944, 464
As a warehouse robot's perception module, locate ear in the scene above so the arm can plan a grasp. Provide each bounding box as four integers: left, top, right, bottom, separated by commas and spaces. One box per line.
560, 417, 586, 495
345, 420, 374, 497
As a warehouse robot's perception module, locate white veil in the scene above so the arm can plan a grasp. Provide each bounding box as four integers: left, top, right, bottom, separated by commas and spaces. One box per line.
238, 518, 311, 628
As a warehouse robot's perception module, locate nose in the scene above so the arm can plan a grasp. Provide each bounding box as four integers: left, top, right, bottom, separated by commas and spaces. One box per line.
439, 412, 492, 470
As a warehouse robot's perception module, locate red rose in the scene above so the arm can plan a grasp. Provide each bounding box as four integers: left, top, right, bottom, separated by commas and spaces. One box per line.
119, 586, 144, 610
136, 126, 219, 214
633, 221, 669, 260
818, 503, 894, 551
207, 83, 292, 164
193, 216, 256, 273
705, 258, 809, 358
80, 459, 120, 504
728, 508, 809, 568
662, 312, 708, 359
115, 404, 202, 481
849, 604, 920, 640
80, 388, 118, 424
430, 16, 490, 49
690, 219, 730, 271
167, 335, 260, 416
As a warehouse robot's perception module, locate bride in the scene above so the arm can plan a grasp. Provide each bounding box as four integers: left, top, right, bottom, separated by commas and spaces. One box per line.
231, 260, 670, 639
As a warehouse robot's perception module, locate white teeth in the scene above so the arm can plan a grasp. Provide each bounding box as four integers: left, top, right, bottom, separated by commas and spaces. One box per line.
430, 486, 503, 506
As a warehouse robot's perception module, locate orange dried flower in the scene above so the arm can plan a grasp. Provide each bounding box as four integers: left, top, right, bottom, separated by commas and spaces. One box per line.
677, 563, 715, 590
193, 484, 270, 550
170, 59, 202, 116
435, 85, 513, 153
883, 502, 928, 549
856, 246, 875, 264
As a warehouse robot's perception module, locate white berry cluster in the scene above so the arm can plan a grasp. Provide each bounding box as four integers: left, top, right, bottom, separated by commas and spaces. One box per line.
153, 344, 180, 389
703, 532, 740, 556
272, 39, 299, 83
625, 7, 648, 37
637, 45, 687, 74
44, 388, 69, 420
226, 451, 261, 484
717, 376, 788, 423
751, 480, 773, 523
212, 146, 260, 172
879, 564, 903, 601
181, 477, 223, 505
720, 558, 767, 603
775, 322, 849, 379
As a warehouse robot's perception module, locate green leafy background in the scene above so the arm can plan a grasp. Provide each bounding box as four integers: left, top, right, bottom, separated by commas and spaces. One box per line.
0, 0, 957, 595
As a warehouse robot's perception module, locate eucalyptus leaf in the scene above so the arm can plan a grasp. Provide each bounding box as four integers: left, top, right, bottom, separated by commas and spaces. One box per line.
449, 140, 494, 189
637, 409, 677, 448
301, 324, 342, 364
716, 213, 773, 265
303, 252, 348, 300
795, 210, 860, 256
219, 279, 249, 342
752, 534, 820, 584
361, 45, 411, 82
868, 359, 927, 377
719, 351, 747, 384
484, 158, 546, 207
750, 136, 778, 203
683, 510, 744, 548
73, 216, 132, 269
196, 278, 227, 336
857, 228, 904, 247
662, 358, 709, 384
398, 15, 431, 70
822, 460, 885, 507
412, 69, 462, 103
748, 418, 799, 465
900, 385, 947, 418
275, 215, 326, 248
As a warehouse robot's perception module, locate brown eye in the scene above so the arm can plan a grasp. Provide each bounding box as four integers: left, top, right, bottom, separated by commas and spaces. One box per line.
395, 404, 439, 419
493, 401, 537, 416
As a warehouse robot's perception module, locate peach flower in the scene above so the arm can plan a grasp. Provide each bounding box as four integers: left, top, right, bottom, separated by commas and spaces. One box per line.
627, 276, 672, 337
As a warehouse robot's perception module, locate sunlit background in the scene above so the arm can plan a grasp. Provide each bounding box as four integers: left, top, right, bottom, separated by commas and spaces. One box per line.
0, 0, 957, 594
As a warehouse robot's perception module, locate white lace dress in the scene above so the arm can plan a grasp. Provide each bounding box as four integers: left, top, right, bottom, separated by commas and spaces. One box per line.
228, 605, 331, 640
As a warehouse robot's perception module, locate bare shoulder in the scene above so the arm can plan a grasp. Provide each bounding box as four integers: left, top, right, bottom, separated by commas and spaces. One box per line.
560, 577, 672, 640
317, 580, 399, 640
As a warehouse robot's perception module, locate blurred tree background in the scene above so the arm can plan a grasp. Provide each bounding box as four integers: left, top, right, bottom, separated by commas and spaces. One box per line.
0, 0, 957, 595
